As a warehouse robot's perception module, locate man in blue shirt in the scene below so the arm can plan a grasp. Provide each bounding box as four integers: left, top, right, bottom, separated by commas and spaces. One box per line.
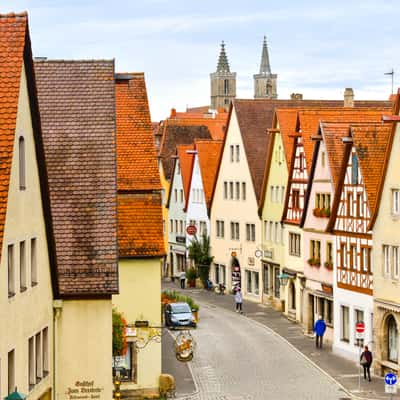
314, 315, 327, 349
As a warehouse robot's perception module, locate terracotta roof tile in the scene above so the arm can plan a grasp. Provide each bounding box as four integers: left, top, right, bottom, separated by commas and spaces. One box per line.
159, 124, 212, 180
233, 99, 391, 204
115, 73, 164, 258
35, 60, 118, 297
299, 108, 392, 176
115, 74, 161, 191
351, 123, 392, 225
0, 13, 27, 251
195, 140, 223, 213
118, 193, 165, 257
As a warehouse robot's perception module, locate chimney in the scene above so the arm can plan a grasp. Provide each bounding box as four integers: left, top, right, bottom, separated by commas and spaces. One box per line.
290, 93, 303, 100
344, 88, 354, 107
170, 108, 177, 118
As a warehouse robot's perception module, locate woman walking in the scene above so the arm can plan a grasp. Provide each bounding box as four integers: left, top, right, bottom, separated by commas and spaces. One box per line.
234, 288, 243, 313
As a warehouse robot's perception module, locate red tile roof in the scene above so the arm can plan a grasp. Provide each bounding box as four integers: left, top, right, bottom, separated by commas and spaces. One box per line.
159, 124, 212, 180
115, 73, 161, 191
115, 73, 165, 258
0, 13, 27, 251
35, 60, 118, 297
118, 193, 165, 257
195, 140, 223, 214
351, 123, 393, 226
298, 108, 392, 176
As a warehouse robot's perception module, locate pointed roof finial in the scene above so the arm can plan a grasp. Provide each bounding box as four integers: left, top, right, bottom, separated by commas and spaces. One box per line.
259, 36, 271, 74
216, 40, 230, 73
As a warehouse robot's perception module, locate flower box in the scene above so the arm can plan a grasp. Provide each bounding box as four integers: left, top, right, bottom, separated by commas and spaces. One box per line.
313, 207, 330, 218
324, 261, 334, 270
313, 208, 322, 217
308, 258, 321, 267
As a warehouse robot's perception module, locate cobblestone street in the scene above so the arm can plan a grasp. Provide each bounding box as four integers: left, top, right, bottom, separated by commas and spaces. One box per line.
166, 298, 349, 400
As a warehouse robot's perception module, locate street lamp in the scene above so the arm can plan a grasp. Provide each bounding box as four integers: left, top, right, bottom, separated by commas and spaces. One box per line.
4, 387, 26, 400
278, 273, 290, 287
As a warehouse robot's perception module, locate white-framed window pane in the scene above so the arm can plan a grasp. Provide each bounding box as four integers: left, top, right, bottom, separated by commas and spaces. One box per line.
394, 246, 399, 278
230, 145, 234, 162
8, 244, 14, 297
341, 305, 350, 342
242, 182, 246, 200
20, 241, 26, 291
236, 145, 240, 162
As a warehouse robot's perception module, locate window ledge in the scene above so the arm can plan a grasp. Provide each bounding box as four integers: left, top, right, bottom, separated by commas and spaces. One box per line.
391, 213, 400, 221
20, 286, 27, 293
8, 292, 15, 299
31, 281, 38, 287
341, 338, 350, 343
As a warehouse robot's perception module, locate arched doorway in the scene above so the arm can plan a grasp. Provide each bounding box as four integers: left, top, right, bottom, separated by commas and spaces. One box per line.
387, 315, 398, 363
289, 281, 296, 310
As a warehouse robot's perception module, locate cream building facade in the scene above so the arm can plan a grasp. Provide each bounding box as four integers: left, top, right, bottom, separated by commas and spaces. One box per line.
372, 99, 400, 375
210, 106, 262, 301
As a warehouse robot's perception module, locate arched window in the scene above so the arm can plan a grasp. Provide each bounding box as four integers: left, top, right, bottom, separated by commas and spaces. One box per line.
388, 315, 398, 363
19, 137, 26, 190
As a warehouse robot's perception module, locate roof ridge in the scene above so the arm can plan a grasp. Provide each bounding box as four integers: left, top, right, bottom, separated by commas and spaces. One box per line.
0, 11, 28, 18
34, 59, 114, 63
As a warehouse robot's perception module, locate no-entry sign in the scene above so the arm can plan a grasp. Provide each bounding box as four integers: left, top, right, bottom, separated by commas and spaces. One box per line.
355, 322, 365, 339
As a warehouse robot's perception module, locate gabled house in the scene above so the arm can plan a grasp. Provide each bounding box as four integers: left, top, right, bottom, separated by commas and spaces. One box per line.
112, 73, 165, 396
326, 121, 391, 360
372, 92, 400, 375
35, 59, 119, 399
299, 109, 391, 343
167, 144, 195, 278
185, 140, 223, 272
281, 107, 391, 323
158, 124, 212, 276
0, 12, 56, 400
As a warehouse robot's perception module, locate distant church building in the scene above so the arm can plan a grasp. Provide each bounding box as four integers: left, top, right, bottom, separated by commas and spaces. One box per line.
254, 36, 277, 99
209, 37, 277, 110
210, 41, 236, 110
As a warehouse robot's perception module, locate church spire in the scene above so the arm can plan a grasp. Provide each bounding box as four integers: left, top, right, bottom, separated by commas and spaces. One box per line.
259, 36, 271, 74
216, 41, 230, 73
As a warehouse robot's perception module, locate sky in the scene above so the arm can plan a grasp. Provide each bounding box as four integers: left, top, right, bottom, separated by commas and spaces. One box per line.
2, 0, 399, 120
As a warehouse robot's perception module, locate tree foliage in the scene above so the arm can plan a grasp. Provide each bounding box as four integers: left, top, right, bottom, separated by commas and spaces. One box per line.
188, 232, 214, 285
112, 307, 127, 357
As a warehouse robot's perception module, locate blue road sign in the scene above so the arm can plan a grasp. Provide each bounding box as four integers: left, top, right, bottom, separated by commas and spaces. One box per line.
385, 373, 397, 385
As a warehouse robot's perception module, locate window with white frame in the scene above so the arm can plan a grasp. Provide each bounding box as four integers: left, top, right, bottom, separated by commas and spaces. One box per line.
199, 221, 207, 235
392, 189, 400, 216
263, 220, 268, 241
281, 186, 285, 203
8, 349, 15, 395
393, 246, 399, 278
20, 241, 26, 291
223, 182, 228, 199
170, 219, 173, 233
42, 327, 49, 375
19, 136, 26, 190
289, 233, 301, 257
270, 186, 274, 202
275, 222, 279, 243
235, 145, 240, 162
242, 182, 246, 200
216, 220, 225, 238
269, 221, 274, 242
174, 189, 177, 203
230, 222, 239, 240
384, 245, 391, 276
235, 182, 240, 200
230, 145, 234, 162
8, 244, 15, 297
341, 305, 350, 342
361, 246, 371, 273
246, 224, 256, 242
229, 182, 234, 200
180, 189, 183, 203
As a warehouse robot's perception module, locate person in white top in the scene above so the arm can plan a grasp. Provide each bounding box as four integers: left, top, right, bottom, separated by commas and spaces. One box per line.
234, 287, 243, 313
179, 270, 186, 289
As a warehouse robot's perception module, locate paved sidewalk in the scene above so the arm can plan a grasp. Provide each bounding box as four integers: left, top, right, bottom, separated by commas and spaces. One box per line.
163, 280, 399, 400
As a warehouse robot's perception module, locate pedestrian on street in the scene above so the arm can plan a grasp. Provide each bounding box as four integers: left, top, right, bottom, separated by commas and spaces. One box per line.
360, 345, 373, 382
234, 287, 243, 313
313, 315, 326, 349
179, 270, 186, 289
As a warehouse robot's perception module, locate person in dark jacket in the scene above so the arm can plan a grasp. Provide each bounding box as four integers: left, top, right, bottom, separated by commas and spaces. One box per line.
360, 346, 373, 381
313, 315, 327, 349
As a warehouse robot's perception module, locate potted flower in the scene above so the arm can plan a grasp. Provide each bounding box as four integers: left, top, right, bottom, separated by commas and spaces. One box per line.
313, 208, 322, 217
307, 258, 315, 266
314, 259, 321, 267
186, 267, 197, 288
321, 208, 331, 218
324, 261, 333, 270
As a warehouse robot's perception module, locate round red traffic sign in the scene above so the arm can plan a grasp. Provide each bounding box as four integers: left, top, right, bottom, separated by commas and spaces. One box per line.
186, 225, 197, 235
356, 322, 365, 333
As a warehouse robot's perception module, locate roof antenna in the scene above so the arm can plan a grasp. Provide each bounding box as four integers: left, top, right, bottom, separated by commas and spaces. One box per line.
384, 68, 394, 95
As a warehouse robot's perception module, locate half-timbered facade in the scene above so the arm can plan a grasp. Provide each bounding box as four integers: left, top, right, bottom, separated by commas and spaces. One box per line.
328, 122, 392, 360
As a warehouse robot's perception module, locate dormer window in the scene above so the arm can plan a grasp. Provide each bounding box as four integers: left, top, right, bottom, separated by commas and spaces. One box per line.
19, 136, 26, 190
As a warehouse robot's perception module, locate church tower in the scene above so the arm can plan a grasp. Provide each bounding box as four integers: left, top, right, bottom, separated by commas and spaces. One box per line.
254, 36, 277, 99
210, 41, 236, 110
